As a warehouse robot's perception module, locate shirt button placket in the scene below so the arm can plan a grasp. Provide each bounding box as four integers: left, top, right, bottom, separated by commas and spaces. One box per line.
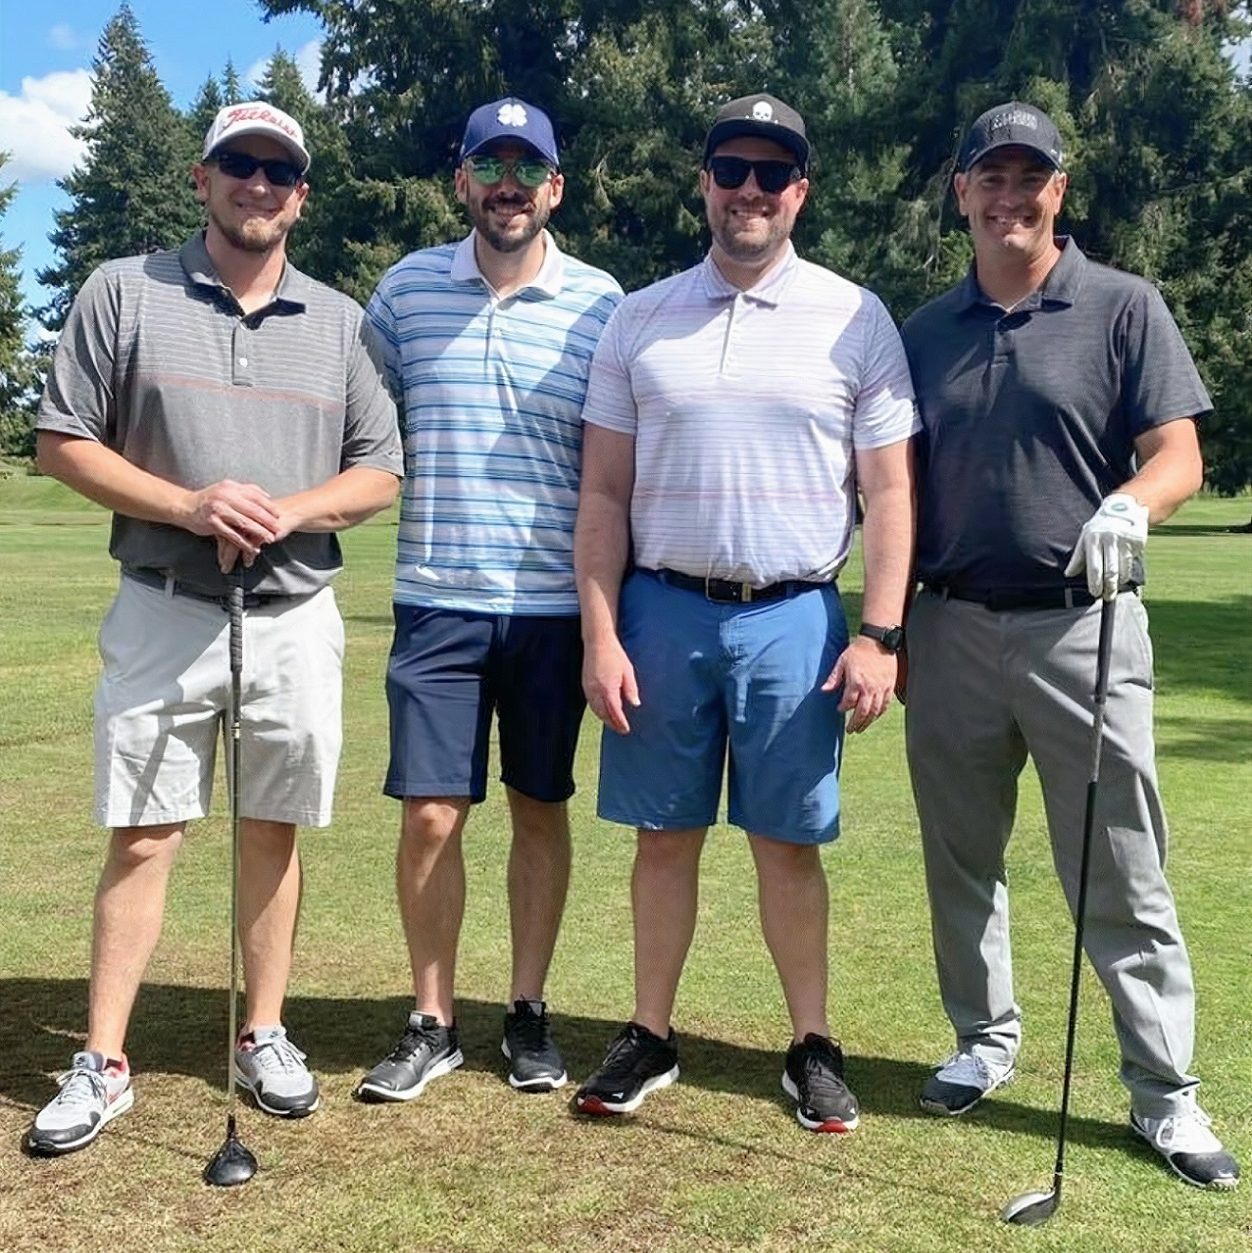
233, 322, 254, 386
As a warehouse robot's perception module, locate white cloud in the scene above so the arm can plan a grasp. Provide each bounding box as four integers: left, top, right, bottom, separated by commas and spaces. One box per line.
47, 23, 79, 51
243, 39, 324, 98
0, 70, 92, 185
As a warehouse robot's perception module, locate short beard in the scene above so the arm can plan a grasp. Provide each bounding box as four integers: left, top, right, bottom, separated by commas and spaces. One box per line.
470, 195, 549, 254
710, 212, 789, 263
209, 206, 290, 254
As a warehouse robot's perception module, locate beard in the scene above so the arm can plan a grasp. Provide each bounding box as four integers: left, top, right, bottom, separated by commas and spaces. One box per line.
708, 203, 791, 263
468, 191, 550, 254
208, 203, 292, 254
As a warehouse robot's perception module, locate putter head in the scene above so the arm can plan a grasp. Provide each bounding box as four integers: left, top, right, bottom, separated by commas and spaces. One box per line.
203, 1120, 258, 1187
1000, 1188, 1058, 1226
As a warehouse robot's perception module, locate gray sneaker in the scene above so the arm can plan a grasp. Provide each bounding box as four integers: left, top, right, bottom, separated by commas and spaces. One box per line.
357, 1012, 463, 1102
1131, 1105, 1241, 1190
920, 1048, 1015, 1116
235, 1026, 320, 1117
27, 1051, 134, 1155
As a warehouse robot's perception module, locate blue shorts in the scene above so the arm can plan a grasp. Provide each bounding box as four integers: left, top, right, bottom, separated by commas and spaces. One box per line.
597, 570, 848, 844
385, 605, 585, 804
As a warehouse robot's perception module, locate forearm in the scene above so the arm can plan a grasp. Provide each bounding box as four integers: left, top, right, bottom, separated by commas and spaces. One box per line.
274, 467, 399, 533
575, 489, 631, 643
37, 432, 197, 528
1120, 421, 1203, 524
859, 479, 916, 625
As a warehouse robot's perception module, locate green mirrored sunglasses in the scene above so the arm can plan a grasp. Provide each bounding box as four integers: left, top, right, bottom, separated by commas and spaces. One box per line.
464, 155, 554, 188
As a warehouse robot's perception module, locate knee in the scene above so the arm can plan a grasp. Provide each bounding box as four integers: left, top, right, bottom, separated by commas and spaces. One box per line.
109, 825, 183, 870
636, 829, 703, 871
401, 799, 464, 849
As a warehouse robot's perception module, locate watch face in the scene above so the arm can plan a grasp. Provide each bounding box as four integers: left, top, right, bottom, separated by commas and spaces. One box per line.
861, 624, 904, 652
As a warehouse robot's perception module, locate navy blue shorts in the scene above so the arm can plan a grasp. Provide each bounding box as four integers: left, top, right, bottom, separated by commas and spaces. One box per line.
384, 605, 585, 804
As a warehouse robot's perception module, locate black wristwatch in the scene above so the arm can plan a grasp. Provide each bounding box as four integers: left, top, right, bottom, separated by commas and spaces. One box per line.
859, 623, 906, 653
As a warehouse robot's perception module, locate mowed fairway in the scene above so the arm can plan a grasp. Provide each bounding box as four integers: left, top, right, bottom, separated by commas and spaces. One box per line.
1, 477, 1248, 1253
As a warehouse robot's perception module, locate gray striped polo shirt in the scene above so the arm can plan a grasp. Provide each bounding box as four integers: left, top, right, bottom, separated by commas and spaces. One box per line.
37, 234, 402, 596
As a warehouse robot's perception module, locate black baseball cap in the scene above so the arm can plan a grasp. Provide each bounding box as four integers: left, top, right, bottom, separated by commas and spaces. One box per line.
703, 93, 810, 174
958, 101, 1064, 173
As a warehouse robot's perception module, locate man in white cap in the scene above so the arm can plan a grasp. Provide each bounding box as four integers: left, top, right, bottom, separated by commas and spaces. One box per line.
28, 102, 402, 1155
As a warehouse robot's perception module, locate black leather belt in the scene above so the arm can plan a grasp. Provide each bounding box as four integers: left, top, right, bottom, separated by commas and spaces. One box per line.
125, 567, 292, 610
653, 568, 826, 604
923, 582, 1137, 611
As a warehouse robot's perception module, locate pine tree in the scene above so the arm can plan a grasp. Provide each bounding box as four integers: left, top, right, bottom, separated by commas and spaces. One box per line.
37, 4, 203, 330
0, 154, 38, 458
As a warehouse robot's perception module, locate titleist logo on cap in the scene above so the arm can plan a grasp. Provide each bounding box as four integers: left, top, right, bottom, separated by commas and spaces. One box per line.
220, 105, 300, 139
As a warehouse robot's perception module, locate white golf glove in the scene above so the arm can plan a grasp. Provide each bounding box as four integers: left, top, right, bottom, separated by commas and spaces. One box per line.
1064, 492, 1149, 601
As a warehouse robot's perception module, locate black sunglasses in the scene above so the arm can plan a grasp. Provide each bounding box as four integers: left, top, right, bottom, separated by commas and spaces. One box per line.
707, 155, 802, 194
211, 150, 304, 188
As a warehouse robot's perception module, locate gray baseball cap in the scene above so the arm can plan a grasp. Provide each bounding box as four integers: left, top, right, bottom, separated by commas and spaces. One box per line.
958, 101, 1063, 173
704, 93, 810, 174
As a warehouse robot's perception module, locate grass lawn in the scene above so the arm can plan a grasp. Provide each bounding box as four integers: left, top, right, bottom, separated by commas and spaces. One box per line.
0, 479, 1248, 1252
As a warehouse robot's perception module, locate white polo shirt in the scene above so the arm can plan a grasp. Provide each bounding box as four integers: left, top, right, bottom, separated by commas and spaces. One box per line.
582, 245, 918, 586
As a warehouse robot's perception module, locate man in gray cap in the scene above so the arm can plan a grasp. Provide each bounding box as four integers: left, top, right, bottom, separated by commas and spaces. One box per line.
28, 102, 402, 1156
573, 91, 916, 1133
900, 100, 1239, 1190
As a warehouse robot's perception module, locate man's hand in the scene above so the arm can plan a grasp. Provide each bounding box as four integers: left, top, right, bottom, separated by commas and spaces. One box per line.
182, 479, 281, 560
823, 635, 897, 733
1064, 492, 1148, 601
582, 636, 640, 735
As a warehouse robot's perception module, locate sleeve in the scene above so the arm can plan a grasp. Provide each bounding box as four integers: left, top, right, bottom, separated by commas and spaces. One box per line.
364, 277, 404, 406
35, 267, 119, 444
1119, 285, 1212, 433
579, 300, 638, 435
340, 312, 404, 476
852, 293, 920, 450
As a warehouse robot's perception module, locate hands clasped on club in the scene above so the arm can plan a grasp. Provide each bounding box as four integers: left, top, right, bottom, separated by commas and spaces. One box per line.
182, 479, 288, 572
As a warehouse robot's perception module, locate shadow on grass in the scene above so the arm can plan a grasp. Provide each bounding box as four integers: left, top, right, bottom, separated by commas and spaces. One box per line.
3, 977, 1130, 1157
1143, 596, 1252, 709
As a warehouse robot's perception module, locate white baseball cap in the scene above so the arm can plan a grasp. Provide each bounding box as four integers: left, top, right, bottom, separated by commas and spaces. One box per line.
202, 102, 310, 174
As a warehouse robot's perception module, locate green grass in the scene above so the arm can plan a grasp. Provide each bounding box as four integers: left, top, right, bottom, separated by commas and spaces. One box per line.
1, 481, 1249, 1252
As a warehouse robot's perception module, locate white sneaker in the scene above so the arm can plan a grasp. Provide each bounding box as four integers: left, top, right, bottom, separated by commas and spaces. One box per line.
28, 1051, 134, 1155
919, 1048, 1016, 1116
235, 1026, 320, 1117
1131, 1105, 1240, 1190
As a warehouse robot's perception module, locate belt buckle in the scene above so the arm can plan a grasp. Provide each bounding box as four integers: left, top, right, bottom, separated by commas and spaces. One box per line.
985, 589, 1012, 612
703, 576, 752, 603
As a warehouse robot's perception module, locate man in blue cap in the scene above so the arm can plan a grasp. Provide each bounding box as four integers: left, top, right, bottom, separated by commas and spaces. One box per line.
358, 98, 622, 1103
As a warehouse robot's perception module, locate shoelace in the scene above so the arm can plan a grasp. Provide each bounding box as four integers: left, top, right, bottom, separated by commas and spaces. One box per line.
248, 1035, 308, 1075
510, 1009, 549, 1053
1155, 1107, 1215, 1151
935, 1050, 993, 1087
388, 1023, 442, 1063
52, 1065, 107, 1110
799, 1039, 844, 1087
597, 1026, 655, 1083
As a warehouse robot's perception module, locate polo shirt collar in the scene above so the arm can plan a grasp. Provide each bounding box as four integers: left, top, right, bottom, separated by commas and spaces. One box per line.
958, 235, 1085, 313
179, 232, 309, 309
701, 242, 799, 307
451, 229, 566, 297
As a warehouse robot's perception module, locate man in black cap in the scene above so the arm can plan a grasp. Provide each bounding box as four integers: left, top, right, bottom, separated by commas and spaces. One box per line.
900, 100, 1239, 1190
572, 92, 917, 1132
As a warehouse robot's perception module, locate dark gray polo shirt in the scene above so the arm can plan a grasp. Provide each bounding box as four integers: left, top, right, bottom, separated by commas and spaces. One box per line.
37, 234, 403, 597
901, 238, 1209, 590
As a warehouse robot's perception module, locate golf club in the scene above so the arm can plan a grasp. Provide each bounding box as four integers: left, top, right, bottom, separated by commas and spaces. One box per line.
204, 579, 259, 1187
1000, 594, 1118, 1226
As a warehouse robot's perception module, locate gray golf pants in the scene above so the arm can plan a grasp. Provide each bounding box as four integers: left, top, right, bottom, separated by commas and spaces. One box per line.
905, 589, 1199, 1118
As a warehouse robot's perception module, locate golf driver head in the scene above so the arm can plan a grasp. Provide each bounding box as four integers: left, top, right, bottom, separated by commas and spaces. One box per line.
203, 1117, 258, 1187
1000, 1188, 1058, 1226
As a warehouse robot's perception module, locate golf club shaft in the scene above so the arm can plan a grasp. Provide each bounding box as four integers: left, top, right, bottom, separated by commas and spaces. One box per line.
1050, 594, 1118, 1193
226, 581, 244, 1117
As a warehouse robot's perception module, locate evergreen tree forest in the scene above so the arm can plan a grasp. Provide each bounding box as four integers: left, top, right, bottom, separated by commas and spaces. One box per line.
6, 0, 1252, 492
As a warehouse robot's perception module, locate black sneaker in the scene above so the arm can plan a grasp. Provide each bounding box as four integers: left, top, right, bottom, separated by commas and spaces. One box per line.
782, 1034, 860, 1133
575, 1021, 679, 1116
356, 1011, 463, 1103
502, 999, 567, 1092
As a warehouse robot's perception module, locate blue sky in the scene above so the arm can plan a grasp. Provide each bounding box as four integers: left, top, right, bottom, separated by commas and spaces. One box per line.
0, 1, 324, 311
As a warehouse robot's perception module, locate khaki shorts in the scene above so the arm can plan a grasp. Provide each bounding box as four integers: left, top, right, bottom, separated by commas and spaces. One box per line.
94, 576, 344, 829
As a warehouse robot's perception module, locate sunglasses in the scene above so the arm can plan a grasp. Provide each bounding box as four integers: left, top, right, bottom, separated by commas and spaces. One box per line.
211, 150, 304, 188
707, 156, 802, 194
463, 155, 555, 188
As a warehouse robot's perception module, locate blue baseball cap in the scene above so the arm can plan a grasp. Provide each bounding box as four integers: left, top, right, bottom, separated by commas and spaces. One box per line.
459, 97, 559, 167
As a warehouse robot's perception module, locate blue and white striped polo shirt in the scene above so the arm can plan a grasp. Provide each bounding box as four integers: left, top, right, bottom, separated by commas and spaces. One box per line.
583, 245, 918, 587
367, 232, 622, 614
